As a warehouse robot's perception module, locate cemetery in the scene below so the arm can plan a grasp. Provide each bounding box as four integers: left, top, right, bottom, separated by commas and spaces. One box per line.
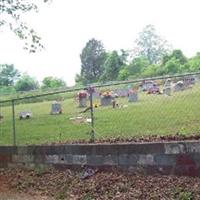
0, 79, 199, 145
0, 79, 200, 199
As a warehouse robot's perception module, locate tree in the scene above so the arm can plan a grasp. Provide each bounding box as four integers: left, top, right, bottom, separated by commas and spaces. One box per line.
162, 50, 187, 65
15, 75, 39, 91
0, 0, 50, 52
134, 24, 171, 64
41, 76, 66, 89
161, 50, 188, 74
100, 51, 124, 81
118, 67, 129, 80
187, 52, 200, 72
80, 38, 107, 84
127, 57, 149, 77
0, 64, 20, 86
141, 64, 159, 77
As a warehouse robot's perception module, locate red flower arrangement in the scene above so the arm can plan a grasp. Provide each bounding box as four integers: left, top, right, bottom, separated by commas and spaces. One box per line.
78, 91, 87, 99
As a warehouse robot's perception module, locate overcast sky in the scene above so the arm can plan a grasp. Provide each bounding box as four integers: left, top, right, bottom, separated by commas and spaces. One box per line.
0, 0, 200, 86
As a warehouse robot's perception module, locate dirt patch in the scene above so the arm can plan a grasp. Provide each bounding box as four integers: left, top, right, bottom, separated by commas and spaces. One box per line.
1, 168, 200, 199
48, 133, 200, 145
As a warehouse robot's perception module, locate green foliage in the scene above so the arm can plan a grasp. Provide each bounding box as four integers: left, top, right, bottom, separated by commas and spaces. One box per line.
141, 64, 159, 77
0, 0, 50, 52
118, 67, 129, 80
0, 64, 20, 86
80, 38, 107, 84
160, 50, 189, 75
188, 52, 200, 72
0, 86, 16, 96
127, 57, 149, 77
163, 49, 187, 65
135, 24, 171, 64
15, 75, 39, 91
42, 76, 66, 89
174, 188, 193, 200
101, 51, 124, 81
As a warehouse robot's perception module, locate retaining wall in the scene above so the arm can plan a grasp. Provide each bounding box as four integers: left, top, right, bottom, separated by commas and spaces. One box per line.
1, 141, 200, 176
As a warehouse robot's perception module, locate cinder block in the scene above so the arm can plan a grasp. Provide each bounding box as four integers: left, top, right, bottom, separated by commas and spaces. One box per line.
154, 154, 176, 166
165, 143, 186, 154
73, 155, 87, 165
103, 155, 118, 165
138, 154, 155, 165
186, 143, 200, 153
87, 155, 104, 166
0, 153, 12, 163
12, 154, 34, 163
119, 154, 138, 166
17, 147, 28, 154
45, 155, 59, 164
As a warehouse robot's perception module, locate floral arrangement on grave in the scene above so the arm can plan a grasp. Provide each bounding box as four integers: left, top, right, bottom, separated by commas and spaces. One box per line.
100, 90, 113, 98
128, 85, 139, 94
77, 91, 88, 107
78, 91, 87, 99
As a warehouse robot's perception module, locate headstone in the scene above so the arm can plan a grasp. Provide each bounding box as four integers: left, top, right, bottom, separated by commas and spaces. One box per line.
79, 97, 87, 107
101, 96, 113, 106
128, 91, 138, 102
51, 102, 62, 114
78, 91, 87, 107
19, 111, 32, 119
163, 79, 172, 96
141, 81, 154, 91
174, 81, 184, 92
183, 76, 196, 87
0, 113, 3, 120
114, 89, 128, 97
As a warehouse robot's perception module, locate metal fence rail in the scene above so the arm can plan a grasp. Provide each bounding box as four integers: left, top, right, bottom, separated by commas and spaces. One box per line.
0, 71, 200, 146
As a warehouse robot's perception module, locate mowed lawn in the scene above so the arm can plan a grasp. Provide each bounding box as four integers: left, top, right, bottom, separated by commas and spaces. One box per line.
0, 84, 200, 145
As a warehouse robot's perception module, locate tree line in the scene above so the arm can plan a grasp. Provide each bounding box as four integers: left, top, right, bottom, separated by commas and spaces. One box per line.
0, 65, 66, 95
76, 25, 200, 85
1, 24, 200, 95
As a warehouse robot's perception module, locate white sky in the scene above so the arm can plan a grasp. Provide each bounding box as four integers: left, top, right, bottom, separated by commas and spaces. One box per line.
0, 0, 200, 86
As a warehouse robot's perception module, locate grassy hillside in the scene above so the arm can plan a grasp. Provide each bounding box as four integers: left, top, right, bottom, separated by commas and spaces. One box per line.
0, 84, 200, 145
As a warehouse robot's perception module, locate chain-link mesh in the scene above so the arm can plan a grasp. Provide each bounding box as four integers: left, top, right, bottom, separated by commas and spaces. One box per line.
0, 101, 13, 145
0, 72, 200, 145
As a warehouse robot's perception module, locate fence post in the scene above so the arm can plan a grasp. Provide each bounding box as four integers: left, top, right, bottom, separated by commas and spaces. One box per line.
88, 87, 95, 142
11, 100, 16, 146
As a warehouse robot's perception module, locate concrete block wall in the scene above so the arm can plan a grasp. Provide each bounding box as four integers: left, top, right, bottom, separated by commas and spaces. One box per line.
1, 141, 200, 176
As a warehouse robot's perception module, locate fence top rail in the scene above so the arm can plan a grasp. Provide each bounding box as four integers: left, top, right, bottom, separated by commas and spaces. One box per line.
0, 71, 200, 104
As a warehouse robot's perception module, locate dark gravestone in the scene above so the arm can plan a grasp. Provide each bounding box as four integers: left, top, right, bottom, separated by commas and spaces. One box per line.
79, 97, 87, 107
128, 92, 138, 102
51, 102, 62, 114
101, 96, 113, 106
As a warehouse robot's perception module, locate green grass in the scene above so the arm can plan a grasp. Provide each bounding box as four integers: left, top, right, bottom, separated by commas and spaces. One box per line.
0, 84, 200, 145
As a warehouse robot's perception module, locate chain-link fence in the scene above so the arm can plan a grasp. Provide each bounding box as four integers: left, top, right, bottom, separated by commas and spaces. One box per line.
0, 72, 200, 146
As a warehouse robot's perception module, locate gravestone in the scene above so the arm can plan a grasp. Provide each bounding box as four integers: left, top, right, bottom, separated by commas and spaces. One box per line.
174, 81, 184, 92
128, 91, 138, 102
79, 97, 87, 107
163, 79, 172, 96
101, 96, 113, 106
50, 102, 62, 114
114, 89, 128, 97
19, 111, 32, 119
0, 113, 3, 120
78, 91, 87, 107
